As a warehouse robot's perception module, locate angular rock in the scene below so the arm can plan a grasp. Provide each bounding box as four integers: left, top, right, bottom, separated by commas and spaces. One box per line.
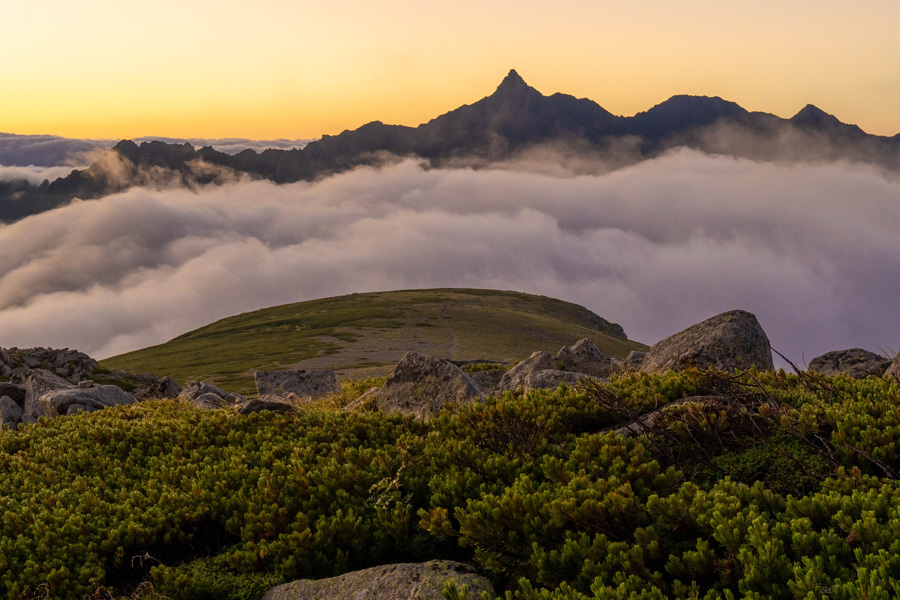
523, 369, 595, 393
38, 384, 137, 418
641, 310, 773, 374
625, 351, 646, 370
1, 395, 23, 429
238, 399, 298, 415
255, 369, 341, 401
556, 338, 614, 376
0, 382, 26, 406
24, 369, 72, 418
375, 352, 483, 420
809, 348, 892, 379
497, 351, 556, 392
260, 560, 495, 600
144, 376, 183, 399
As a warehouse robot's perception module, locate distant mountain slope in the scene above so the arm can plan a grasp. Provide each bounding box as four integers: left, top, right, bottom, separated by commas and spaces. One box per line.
3, 69, 898, 222
100, 288, 646, 395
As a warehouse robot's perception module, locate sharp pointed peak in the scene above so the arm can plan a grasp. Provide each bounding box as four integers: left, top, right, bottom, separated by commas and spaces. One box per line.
493, 69, 536, 96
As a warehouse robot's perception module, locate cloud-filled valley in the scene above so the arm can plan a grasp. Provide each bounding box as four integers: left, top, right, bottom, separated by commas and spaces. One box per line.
0, 149, 898, 365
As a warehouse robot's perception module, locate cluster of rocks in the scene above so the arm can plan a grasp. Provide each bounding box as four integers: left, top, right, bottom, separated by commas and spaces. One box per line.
1, 368, 139, 430
1, 347, 98, 382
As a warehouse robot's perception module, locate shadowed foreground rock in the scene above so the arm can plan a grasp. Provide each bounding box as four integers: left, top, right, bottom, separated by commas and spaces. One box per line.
375, 352, 483, 420
260, 560, 495, 600
809, 348, 892, 379
641, 310, 773, 373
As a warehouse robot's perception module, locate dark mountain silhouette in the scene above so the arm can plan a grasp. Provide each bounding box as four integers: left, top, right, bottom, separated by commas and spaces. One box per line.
3, 69, 898, 222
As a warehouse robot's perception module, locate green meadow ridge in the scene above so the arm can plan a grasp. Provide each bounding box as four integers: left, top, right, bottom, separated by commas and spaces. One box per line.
101, 288, 644, 396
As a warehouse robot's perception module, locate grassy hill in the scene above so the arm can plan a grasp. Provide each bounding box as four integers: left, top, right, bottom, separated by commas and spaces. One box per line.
101, 288, 647, 395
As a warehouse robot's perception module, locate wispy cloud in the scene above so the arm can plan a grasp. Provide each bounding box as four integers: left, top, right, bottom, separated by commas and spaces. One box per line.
0, 150, 897, 366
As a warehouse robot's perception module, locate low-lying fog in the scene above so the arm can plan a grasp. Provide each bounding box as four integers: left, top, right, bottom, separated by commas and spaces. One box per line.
1, 149, 898, 366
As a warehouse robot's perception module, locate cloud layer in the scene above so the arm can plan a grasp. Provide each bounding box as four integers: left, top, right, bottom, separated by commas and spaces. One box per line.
1, 150, 898, 366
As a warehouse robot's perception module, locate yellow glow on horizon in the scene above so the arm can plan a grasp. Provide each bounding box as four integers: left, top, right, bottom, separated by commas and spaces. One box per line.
3, 0, 899, 140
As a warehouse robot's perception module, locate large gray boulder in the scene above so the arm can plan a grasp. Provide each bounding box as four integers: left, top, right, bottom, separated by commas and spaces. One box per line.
641, 310, 773, 374
556, 338, 614, 376
143, 375, 183, 399
497, 351, 556, 392
375, 352, 483, 420
24, 369, 72, 417
255, 369, 341, 402
260, 560, 495, 600
1, 396, 23, 430
37, 381, 137, 418
809, 348, 892, 379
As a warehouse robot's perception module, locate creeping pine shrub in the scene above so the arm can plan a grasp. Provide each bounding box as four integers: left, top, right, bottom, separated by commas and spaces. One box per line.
4, 372, 900, 599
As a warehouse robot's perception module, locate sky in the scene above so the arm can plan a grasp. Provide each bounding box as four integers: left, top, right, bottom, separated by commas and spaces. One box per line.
1, 151, 899, 365
3, 0, 900, 139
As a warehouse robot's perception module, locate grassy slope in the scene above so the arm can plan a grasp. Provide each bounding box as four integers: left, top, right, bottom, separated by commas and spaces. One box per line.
101, 288, 647, 395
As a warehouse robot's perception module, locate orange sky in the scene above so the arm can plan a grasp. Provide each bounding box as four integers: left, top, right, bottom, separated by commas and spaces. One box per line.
3, 0, 899, 139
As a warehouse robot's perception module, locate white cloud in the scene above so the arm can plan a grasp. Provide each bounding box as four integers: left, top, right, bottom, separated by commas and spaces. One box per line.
0, 150, 898, 367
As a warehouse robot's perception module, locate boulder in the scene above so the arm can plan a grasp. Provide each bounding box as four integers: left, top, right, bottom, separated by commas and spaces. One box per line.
260, 560, 495, 600
1, 396, 23, 430
809, 348, 892, 379
641, 310, 773, 374
496, 351, 556, 392
38, 384, 137, 418
255, 369, 341, 401
24, 369, 73, 417
375, 352, 483, 420
238, 400, 298, 415
625, 351, 646, 370
0, 382, 26, 406
523, 370, 595, 393
556, 338, 614, 376
143, 376, 183, 399
886, 353, 900, 380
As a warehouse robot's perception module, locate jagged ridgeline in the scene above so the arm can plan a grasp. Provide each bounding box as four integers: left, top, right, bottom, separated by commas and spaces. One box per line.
101, 288, 646, 395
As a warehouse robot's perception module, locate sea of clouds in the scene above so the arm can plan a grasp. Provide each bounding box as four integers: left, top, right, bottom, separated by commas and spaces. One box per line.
0, 132, 311, 183
1, 149, 898, 365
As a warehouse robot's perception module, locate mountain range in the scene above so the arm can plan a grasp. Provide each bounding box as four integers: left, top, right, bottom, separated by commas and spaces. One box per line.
2, 69, 898, 223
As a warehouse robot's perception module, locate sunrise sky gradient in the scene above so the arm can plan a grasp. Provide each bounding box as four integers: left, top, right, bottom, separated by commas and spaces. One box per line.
4, 0, 899, 139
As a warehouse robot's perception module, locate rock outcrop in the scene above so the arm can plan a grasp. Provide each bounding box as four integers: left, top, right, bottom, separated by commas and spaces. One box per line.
255, 369, 341, 402
556, 338, 614, 376
374, 352, 483, 420
0, 396, 23, 430
2, 347, 97, 382
641, 310, 773, 373
260, 560, 495, 600
809, 348, 892, 379
625, 350, 646, 370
